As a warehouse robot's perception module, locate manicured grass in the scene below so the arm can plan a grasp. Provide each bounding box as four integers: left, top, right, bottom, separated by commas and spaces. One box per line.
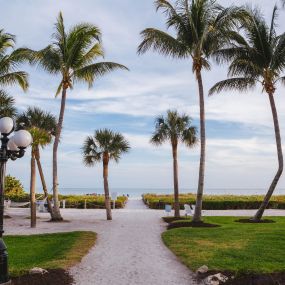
4, 231, 96, 276
143, 193, 285, 210
162, 217, 285, 274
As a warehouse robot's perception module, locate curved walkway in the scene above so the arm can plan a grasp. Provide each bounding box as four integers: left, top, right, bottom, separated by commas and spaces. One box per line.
70, 199, 196, 285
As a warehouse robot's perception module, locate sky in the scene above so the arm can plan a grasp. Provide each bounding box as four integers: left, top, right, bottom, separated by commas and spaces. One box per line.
1, 0, 285, 195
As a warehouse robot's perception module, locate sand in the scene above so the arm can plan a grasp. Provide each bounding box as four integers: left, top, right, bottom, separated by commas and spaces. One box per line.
4, 200, 285, 285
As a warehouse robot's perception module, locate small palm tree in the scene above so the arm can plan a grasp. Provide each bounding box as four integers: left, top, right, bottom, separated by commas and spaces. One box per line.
151, 110, 197, 217
138, 0, 246, 222
0, 90, 17, 118
82, 129, 130, 220
209, 6, 285, 221
0, 29, 28, 91
17, 107, 57, 227
24, 12, 128, 221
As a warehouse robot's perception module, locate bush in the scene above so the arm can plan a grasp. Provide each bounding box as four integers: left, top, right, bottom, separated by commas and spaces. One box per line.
142, 193, 285, 210
4, 175, 27, 200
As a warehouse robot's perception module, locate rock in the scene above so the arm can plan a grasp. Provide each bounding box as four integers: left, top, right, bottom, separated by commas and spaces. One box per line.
197, 265, 209, 274
206, 273, 228, 285
29, 267, 48, 275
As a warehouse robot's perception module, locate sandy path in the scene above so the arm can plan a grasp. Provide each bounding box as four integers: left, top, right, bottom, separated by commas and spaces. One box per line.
70, 199, 196, 285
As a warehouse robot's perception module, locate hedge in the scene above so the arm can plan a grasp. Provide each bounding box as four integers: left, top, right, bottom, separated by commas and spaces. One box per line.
142, 193, 285, 210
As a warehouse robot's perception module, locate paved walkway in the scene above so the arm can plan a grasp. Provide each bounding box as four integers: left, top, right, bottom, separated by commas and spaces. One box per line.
70, 199, 196, 285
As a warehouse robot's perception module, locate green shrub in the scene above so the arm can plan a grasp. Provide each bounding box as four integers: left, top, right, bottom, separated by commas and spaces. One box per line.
142, 193, 285, 210
4, 175, 27, 200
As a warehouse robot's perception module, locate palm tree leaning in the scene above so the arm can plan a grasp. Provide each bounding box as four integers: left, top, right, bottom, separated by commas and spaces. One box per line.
82, 129, 130, 220
209, 6, 285, 222
17, 107, 57, 227
151, 110, 197, 217
0, 90, 17, 118
24, 12, 128, 221
138, 0, 246, 222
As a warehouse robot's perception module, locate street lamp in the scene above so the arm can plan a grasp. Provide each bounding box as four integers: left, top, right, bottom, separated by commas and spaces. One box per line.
0, 117, 32, 284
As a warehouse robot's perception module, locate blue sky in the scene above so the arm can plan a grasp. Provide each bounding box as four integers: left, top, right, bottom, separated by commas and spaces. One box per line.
1, 0, 285, 194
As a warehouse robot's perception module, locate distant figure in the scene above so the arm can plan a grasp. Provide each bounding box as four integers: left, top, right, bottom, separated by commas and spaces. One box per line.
127, 194, 129, 198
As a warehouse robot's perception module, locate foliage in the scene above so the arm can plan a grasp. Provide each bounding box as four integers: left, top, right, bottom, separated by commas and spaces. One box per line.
4, 175, 25, 197
162, 216, 285, 274
4, 231, 96, 276
142, 193, 285, 210
0, 90, 17, 118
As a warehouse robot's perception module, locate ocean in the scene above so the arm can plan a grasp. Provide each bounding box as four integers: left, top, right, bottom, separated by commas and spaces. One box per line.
58, 188, 285, 198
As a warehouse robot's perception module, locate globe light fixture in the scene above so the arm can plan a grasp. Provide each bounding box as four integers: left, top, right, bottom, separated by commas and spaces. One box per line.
0, 117, 32, 284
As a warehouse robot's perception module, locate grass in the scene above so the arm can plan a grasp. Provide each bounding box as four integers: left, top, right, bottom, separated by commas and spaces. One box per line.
143, 193, 285, 210
4, 231, 96, 277
162, 217, 285, 274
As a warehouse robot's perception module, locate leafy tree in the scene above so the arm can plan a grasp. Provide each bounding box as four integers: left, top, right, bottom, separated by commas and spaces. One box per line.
151, 110, 197, 217
24, 13, 128, 221
17, 107, 57, 227
138, 0, 246, 222
4, 175, 25, 197
209, 6, 285, 221
82, 129, 130, 220
0, 90, 17, 118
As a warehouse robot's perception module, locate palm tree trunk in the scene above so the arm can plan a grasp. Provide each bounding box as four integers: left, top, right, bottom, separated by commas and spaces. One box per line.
103, 153, 112, 220
35, 146, 53, 217
52, 87, 67, 221
172, 142, 180, 217
253, 92, 283, 221
30, 149, 36, 228
193, 70, 206, 223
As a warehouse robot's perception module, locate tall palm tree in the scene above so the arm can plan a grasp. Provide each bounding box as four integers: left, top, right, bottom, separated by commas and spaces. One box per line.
17, 107, 57, 227
138, 0, 246, 222
0, 90, 17, 118
209, 6, 285, 221
82, 129, 130, 220
151, 110, 197, 217
24, 13, 128, 221
0, 29, 29, 91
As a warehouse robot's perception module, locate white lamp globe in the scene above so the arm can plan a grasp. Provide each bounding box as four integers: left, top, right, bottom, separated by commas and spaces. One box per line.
0, 117, 14, 134
13, 130, 33, 148
7, 137, 19, 151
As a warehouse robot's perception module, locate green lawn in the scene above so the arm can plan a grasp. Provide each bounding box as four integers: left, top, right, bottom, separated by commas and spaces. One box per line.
4, 231, 96, 276
162, 217, 285, 274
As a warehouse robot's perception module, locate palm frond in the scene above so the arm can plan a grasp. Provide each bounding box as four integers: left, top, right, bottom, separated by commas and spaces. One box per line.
0, 71, 29, 91
0, 90, 17, 118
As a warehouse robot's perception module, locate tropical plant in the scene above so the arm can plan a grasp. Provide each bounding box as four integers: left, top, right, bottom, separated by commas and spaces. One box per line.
209, 6, 285, 221
151, 110, 197, 217
17, 107, 57, 227
0, 29, 28, 91
4, 175, 25, 197
138, 0, 246, 222
24, 12, 128, 221
0, 90, 17, 118
82, 129, 130, 220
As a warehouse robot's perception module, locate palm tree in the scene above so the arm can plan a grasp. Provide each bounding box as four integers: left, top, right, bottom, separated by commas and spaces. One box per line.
209, 6, 285, 221
82, 129, 130, 220
17, 107, 57, 227
151, 110, 197, 217
0, 29, 29, 91
0, 90, 17, 118
138, 0, 246, 222
24, 12, 128, 221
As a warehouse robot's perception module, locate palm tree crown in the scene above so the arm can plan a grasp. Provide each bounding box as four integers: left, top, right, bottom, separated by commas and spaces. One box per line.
26, 12, 128, 96
151, 110, 197, 147
209, 6, 285, 96
0, 29, 29, 91
0, 90, 17, 118
17, 107, 57, 148
83, 129, 130, 166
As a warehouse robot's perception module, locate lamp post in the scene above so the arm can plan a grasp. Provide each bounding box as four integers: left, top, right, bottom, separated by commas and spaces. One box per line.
0, 117, 32, 284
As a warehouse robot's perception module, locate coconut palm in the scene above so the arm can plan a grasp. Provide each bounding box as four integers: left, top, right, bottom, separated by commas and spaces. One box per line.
209, 6, 285, 221
82, 129, 130, 220
24, 12, 128, 221
0, 90, 17, 118
151, 110, 197, 217
138, 0, 246, 222
0, 29, 28, 91
17, 107, 57, 227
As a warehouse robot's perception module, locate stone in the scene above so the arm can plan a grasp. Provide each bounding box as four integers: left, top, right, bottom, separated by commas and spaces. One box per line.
197, 265, 209, 274
29, 267, 48, 275
206, 273, 229, 285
